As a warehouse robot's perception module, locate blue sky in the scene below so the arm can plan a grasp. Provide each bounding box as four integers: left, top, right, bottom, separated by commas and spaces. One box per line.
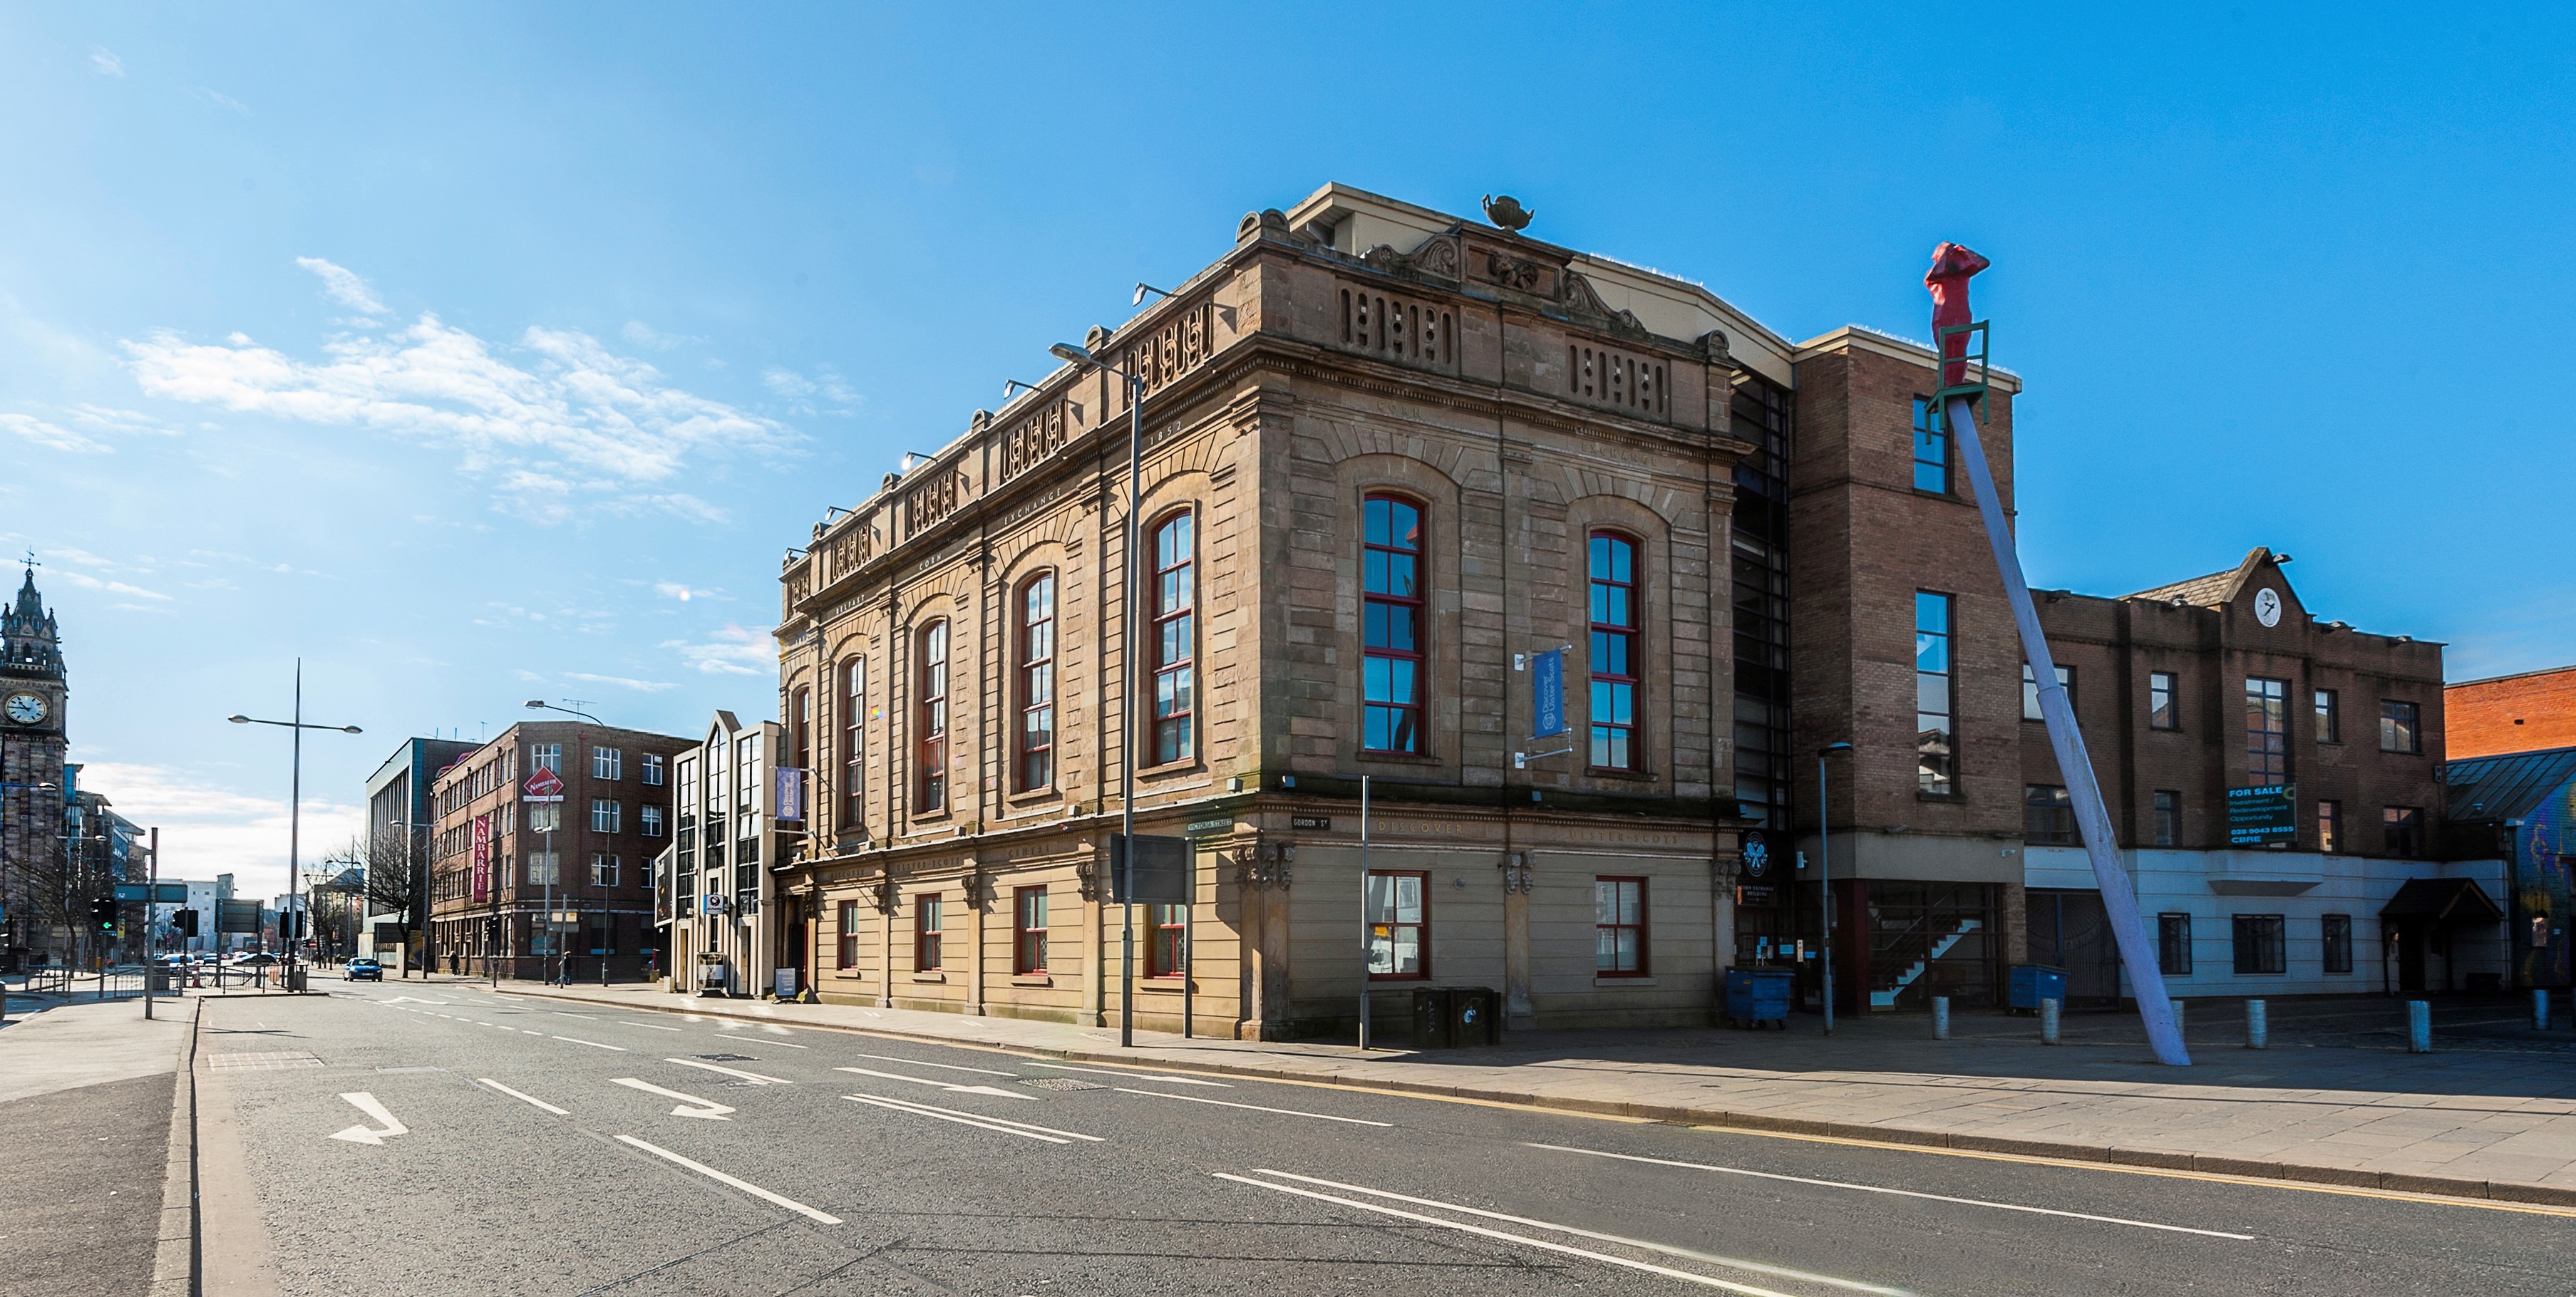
4, 4, 2570, 886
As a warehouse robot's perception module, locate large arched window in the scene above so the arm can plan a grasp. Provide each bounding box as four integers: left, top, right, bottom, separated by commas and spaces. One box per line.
1016, 572, 1056, 791
1587, 531, 1639, 771
1361, 493, 1425, 753
840, 656, 865, 830
917, 621, 949, 812
1150, 511, 1195, 765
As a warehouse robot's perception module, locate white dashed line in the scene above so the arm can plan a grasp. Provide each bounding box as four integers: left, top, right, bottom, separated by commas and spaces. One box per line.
552, 1035, 628, 1052
477, 1078, 570, 1115
1112, 1087, 1390, 1126
615, 1136, 841, 1224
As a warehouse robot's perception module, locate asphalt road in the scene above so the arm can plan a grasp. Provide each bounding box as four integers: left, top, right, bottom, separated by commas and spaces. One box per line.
198, 984, 2576, 1297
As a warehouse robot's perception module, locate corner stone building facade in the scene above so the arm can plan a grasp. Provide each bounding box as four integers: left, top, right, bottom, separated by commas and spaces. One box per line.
773, 185, 2038, 1039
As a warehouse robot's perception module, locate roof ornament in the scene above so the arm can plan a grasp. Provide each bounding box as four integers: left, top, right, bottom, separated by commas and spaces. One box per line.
1480, 194, 1534, 232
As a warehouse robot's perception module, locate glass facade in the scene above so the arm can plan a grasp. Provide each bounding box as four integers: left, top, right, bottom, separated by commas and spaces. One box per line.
1729, 376, 1793, 828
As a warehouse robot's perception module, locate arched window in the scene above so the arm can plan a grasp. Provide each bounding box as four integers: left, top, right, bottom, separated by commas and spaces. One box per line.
840, 656, 865, 830
917, 621, 949, 812
1587, 531, 1639, 771
1016, 572, 1056, 791
1361, 494, 1425, 753
1150, 512, 1195, 765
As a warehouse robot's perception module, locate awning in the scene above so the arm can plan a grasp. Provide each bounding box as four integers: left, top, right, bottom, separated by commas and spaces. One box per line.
2378, 877, 2505, 924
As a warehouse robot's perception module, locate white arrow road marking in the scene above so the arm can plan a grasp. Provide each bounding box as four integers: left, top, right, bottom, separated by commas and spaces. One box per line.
383, 996, 453, 1006
327, 1092, 411, 1145
835, 1065, 1036, 1101
614, 1135, 841, 1224
842, 1094, 1103, 1143
613, 1078, 735, 1120
476, 1079, 569, 1115
1025, 1060, 1230, 1087
1111, 1087, 1391, 1127
666, 1058, 790, 1085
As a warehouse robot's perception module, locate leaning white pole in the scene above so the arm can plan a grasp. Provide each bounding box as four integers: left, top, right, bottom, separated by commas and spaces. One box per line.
1946, 392, 2189, 1066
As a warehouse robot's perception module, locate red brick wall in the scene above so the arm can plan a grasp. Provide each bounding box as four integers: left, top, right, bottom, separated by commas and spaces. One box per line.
2448, 667, 2576, 759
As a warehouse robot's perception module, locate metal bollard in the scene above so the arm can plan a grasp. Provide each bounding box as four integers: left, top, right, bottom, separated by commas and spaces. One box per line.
2246, 998, 2267, 1050
2407, 1000, 2432, 1053
2039, 997, 2061, 1045
2537, 989, 2552, 1032
1932, 996, 1951, 1040
2171, 998, 2185, 1036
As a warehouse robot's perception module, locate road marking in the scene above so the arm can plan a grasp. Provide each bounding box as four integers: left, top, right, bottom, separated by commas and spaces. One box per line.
757, 1038, 810, 1049
836, 1065, 1036, 1101
1670, 1125, 2576, 1220
666, 1058, 791, 1085
1247, 1169, 1914, 1293
846, 1052, 1017, 1078
614, 1078, 736, 1120
1527, 1143, 2254, 1239
1112, 1087, 1391, 1127
327, 1092, 411, 1146
552, 1035, 628, 1052
476, 1079, 570, 1115
1214, 1172, 1838, 1297
622, 1020, 685, 1032
761, 1023, 793, 1034
521, 1030, 543, 1035
552, 1011, 599, 1020
1025, 1061, 1230, 1087
843, 1094, 1102, 1143
614, 1135, 841, 1224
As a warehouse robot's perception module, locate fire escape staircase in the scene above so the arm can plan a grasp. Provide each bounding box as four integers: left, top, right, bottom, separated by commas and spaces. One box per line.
1867, 917, 1984, 1009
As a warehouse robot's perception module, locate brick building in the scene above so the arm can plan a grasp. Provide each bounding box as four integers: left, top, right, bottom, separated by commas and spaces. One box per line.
2447, 665, 2576, 760
428, 721, 691, 981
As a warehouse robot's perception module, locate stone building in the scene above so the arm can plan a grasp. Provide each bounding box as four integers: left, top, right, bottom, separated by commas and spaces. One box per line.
1, 566, 72, 970
427, 721, 691, 981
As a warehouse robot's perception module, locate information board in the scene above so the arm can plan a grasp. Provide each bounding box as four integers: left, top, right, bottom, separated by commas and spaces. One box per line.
2226, 785, 2298, 846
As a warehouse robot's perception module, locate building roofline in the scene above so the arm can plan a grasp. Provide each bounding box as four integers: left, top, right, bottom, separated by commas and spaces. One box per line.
1789, 325, 2024, 393
2447, 663, 2576, 689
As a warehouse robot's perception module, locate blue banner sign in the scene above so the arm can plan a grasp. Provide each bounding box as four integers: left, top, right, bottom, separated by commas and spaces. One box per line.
773, 767, 807, 822
1531, 648, 1566, 738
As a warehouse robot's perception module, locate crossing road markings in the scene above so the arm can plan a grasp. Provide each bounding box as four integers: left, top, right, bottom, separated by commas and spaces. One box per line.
1527, 1144, 2255, 1240
842, 1094, 1104, 1144
476, 1079, 570, 1115
1111, 1087, 1392, 1127
1025, 1060, 1230, 1087
1240, 1169, 1910, 1296
614, 1078, 736, 1120
837, 1065, 1037, 1101
614, 1135, 843, 1224
552, 1035, 629, 1051
845, 1052, 1018, 1078
1214, 1172, 1883, 1297
326, 1093, 412, 1146
666, 1058, 791, 1085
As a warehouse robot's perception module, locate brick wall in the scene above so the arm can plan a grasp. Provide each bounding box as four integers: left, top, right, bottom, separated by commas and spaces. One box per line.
2448, 666, 2576, 760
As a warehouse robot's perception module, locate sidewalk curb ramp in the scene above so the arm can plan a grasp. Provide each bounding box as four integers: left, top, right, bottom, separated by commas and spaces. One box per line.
495, 983, 2576, 1211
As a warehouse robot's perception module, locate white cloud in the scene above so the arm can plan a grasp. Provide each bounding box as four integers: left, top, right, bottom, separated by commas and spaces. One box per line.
123, 269, 797, 522
91, 48, 123, 77
622, 321, 697, 351
661, 624, 774, 676
52, 568, 173, 601
1, 412, 109, 453
653, 581, 712, 602
761, 364, 861, 417
0, 404, 185, 455
73, 761, 365, 887
294, 257, 387, 314
565, 671, 678, 693
192, 88, 249, 115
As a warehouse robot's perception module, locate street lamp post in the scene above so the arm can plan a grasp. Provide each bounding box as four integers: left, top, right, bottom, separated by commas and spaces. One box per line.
1816, 742, 1853, 1036
230, 658, 363, 991
1047, 337, 1145, 1050
527, 701, 599, 984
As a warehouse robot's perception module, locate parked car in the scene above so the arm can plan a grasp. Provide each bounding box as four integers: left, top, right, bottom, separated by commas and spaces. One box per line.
344, 957, 383, 982
235, 952, 279, 967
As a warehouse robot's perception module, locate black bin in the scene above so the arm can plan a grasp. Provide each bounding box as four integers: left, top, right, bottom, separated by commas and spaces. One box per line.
1410, 987, 1453, 1048
1450, 986, 1502, 1046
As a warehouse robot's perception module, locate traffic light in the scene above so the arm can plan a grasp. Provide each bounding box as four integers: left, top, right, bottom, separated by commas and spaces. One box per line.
177, 909, 200, 937
89, 896, 118, 933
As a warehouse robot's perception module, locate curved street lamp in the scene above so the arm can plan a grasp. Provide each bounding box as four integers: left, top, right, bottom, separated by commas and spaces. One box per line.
229, 658, 362, 985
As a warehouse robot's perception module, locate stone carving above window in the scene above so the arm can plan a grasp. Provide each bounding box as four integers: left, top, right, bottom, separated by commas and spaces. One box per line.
1000, 402, 1068, 485
1337, 281, 1459, 374
1567, 342, 1670, 420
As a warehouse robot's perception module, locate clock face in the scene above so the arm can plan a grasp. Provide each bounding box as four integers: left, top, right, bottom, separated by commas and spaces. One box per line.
2253, 588, 2282, 628
4, 693, 46, 725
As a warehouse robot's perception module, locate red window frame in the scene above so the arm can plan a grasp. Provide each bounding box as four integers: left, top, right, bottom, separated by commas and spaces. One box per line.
1594, 876, 1648, 976
1149, 512, 1195, 765
1017, 572, 1056, 792
913, 892, 942, 971
1361, 493, 1426, 754
1145, 901, 1186, 978
1588, 530, 1640, 771
1364, 869, 1430, 981
840, 656, 865, 829
917, 621, 949, 812
1013, 886, 1049, 975
836, 899, 860, 970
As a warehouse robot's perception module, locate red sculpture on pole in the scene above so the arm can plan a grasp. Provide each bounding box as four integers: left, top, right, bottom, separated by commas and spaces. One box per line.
1924, 241, 1989, 388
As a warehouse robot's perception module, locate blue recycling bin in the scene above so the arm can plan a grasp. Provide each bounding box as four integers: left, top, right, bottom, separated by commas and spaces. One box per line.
1725, 968, 1793, 1029
2007, 964, 2067, 1014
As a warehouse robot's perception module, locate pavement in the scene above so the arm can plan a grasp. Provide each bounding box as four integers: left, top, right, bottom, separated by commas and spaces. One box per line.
0, 988, 197, 1297
463, 976, 2576, 1206
191, 982, 2576, 1295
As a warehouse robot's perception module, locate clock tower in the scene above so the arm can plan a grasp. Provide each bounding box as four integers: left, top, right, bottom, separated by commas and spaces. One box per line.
2, 563, 68, 963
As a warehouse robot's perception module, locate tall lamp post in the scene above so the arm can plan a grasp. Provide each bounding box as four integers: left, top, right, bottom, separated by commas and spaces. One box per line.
1046, 336, 1146, 1049
527, 701, 600, 984
230, 658, 363, 988
1816, 742, 1853, 1035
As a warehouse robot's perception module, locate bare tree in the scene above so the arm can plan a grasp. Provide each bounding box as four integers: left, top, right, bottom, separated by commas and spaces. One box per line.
356, 828, 431, 977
